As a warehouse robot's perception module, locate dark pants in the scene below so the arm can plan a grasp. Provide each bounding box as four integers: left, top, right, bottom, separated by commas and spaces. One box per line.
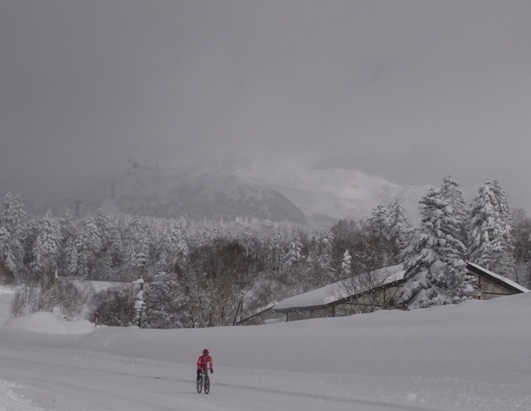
197, 369, 203, 380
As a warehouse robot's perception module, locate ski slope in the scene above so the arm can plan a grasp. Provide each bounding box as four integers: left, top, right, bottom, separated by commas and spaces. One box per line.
1, 285, 531, 410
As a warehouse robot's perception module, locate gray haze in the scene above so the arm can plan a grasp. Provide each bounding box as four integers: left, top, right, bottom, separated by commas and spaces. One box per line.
1, 1, 531, 193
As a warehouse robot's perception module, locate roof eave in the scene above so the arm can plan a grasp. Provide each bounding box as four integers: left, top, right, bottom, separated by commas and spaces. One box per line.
273, 278, 406, 313
466, 262, 528, 294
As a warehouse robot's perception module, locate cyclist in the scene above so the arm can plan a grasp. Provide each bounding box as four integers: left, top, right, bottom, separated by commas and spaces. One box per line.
197, 349, 213, 382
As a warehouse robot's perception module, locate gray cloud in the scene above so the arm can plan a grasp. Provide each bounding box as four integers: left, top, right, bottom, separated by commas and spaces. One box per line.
1, 0, 531, 192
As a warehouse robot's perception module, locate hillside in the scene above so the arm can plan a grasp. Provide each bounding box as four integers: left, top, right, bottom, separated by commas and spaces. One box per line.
3, 166, 531, 228
261, 168, 429, 226
103, 167, 308, 224
260, 168, 531, 227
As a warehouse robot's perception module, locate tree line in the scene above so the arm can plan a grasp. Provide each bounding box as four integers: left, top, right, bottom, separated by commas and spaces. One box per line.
1, 175, 530, 327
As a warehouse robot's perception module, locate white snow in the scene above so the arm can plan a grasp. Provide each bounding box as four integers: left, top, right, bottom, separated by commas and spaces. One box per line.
5, 310, 95, 335
1, 284, 531, 410
274, 265, 405, 310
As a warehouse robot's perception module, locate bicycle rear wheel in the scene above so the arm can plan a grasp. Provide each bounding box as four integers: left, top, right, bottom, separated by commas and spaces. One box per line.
196, 375, 202, 393
204, 375, 210, 394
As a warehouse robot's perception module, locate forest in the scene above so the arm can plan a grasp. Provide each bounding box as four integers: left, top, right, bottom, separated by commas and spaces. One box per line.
1, 176, 530, 328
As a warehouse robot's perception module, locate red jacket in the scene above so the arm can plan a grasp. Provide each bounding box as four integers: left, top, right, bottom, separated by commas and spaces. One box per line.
197, 354, 213, 370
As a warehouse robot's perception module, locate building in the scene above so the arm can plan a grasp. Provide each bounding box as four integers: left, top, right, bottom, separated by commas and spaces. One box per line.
273, 263, 529, 322
466, 262, 529, 299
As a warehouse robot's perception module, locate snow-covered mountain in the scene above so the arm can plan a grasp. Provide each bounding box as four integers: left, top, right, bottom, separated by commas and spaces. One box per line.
4, 166, 531, 228
259, 168, 430, 227
102, 166, 308, 224
258, 168, 531, 227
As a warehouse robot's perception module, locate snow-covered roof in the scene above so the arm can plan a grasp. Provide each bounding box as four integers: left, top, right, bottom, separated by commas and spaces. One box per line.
466, 262, 529, 293
274, 265, 405, 311
274, 262, 528, 312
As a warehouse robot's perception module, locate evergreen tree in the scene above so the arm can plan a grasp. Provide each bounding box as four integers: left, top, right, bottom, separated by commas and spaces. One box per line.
386, 200, 413, 257
284, 235, 304, 267
340, 249, 352, 277
64, 237, 79, 276
368, 201, 411, 265
399, 186, 471, 309
0, 227, 16, 277
440, 176, 468, 248
169, 225, 189, 270
320, 230, 334, 277
32, 210, 62, 282
145, 271, 185, 328
58, 208, 76, 240
268, 233, 284, 275
121, 218, 150, 279
56, 208, 78, 276
1, 192, 26, 236
368, 205, 389, 238
308, 230, 334, 284
76, 217, 103, 279
156, 225, 189, 273
0, 192, 27, 280
468, 179, 516, 280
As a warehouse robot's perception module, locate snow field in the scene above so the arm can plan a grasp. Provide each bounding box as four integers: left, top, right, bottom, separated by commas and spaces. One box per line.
1, 285, 531, 410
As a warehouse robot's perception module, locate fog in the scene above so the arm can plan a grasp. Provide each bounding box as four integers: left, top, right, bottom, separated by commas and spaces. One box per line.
1, 1, 531, 194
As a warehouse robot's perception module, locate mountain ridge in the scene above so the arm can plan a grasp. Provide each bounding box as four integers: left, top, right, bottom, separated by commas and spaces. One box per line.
3, 166, 531, 228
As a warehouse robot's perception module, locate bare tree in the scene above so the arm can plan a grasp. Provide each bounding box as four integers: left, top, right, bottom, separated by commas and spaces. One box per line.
335, 265, 403, 315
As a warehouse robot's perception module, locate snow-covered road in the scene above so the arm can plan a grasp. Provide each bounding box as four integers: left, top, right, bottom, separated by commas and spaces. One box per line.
1, 331, 453, 411
0, 340, 447, 411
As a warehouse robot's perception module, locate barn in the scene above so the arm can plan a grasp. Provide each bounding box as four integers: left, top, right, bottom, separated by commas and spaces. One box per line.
273, 262, 529, 322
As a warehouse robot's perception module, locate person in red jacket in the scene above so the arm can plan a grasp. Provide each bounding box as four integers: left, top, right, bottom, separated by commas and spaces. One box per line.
197, 349, 213, 382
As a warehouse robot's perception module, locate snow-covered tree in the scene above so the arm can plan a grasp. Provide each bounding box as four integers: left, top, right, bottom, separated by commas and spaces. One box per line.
399, 185, 471, 309
367, 201, 412, 266
368, 205, 389, 238
386, 200, 413, 250
340, 249, 352, 277
58, 208, 76, 240
439, 176, 468, 248
145, 271, 185, 328
0, 192, 27, 280
32, 210, 62, 281
1, 192, 26, 236
268, 233, 285, 275
468, 179, 515, 280
284, 235, 304, 267
63, 237, 79, 276
121, 218, 150, 279
307, 230, 334, 284
155, 225, 189, 273
0, 227, 16, 276
76, 217, 103, 279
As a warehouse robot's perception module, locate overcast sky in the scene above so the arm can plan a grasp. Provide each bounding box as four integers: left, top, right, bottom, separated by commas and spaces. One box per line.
1, 1, 531, 191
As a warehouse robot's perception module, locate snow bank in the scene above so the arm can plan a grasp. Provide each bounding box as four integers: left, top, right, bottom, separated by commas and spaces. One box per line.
5, 310, 95, 335
0, 286, 14, 296
0, 380, 44, 411
0, 286, 95, 335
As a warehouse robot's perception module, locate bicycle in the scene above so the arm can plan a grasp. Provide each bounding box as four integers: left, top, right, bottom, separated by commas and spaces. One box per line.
196, 368, 210, 394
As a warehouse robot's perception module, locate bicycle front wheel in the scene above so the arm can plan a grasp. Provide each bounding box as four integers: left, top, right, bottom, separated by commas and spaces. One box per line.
196, 376, 202, 393
204, 375, 210, 394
